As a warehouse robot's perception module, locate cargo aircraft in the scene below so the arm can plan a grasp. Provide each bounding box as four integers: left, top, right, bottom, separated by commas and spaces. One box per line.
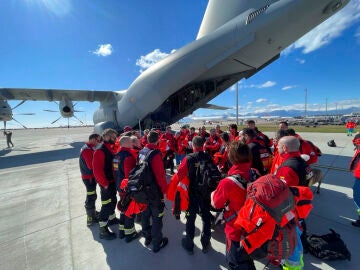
0, 0, 349, 133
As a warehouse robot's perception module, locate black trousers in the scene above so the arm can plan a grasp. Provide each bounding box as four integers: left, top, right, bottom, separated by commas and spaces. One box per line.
226, 238, 256, 270
82, 178, 97, 215
185, 193, 211, 244
163, 150, 174, 171
99, 182, 117, 224
141, 201, 165, 248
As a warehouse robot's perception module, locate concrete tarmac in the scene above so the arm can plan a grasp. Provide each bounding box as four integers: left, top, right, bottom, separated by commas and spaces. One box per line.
0, 127, 359, 270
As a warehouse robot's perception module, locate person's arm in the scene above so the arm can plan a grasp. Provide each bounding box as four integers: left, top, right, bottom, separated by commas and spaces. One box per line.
93, 150, 109, 188
123, 155, 136, 178
151, 152, 168, 193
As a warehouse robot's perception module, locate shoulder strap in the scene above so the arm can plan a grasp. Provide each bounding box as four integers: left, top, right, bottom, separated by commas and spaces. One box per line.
227, 174, 247, 189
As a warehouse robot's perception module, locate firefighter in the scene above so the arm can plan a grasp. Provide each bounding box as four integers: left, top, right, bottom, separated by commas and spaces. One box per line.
79, 133, 101, 226
93, 128, 119, 240
211, 141, 258, 269
113, 136, 139, 242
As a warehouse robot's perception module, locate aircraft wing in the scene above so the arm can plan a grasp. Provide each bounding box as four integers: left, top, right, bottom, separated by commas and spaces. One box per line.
0, 88, 120, 103
201, 103, 230, 110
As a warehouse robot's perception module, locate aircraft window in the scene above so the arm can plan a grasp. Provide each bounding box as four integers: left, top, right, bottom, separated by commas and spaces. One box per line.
246, 4, 269, 25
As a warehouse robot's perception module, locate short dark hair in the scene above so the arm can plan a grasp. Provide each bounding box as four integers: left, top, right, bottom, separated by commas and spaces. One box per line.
102, 128, 117, 138
279, 121, 288, 127
229, 124, 237, 130
241, 128, 256, 138
147, 131, 159, 144
287, 128, 296, 136
192, 136, 204, 148
228, 141, 251, 164
247, 120, 255, 125
89, 133, 100, 140
275, 129, 289, 140
221, 132, 230, 143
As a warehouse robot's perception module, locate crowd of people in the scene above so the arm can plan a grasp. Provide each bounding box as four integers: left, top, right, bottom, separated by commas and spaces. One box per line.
78, 120, 360, 270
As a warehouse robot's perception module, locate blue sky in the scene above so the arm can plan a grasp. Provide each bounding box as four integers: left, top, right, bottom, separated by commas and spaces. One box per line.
1, 0, 360, 128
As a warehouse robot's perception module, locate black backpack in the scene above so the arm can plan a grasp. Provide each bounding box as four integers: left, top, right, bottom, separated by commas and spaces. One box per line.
127, 149, 161, 204
306, 229, 351, 261
192, 153, 222, 193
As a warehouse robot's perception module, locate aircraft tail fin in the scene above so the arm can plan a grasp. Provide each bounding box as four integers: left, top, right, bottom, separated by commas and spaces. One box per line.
196, 0, 266, 39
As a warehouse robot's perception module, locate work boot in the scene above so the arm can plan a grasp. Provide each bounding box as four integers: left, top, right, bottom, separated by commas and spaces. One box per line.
125, 232, 140, 243
144, 236, 152, 246
153, 237, 168, 253
86, 210, 99, 227
181, 237, 194, 255
99, 226, 116, 240
118, 230, 125, 239
200, 234, 211, 253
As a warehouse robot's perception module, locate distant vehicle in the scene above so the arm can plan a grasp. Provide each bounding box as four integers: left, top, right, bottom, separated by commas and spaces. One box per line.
0, 0, 349, 133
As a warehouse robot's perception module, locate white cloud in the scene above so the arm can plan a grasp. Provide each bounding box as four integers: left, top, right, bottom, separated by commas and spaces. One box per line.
282, 85, 298, 90
285, 1, 360, 54
136, 49, 176, 73
258, 81, 276, 88
356, 26, 360, 43
243, 81, 276, 89
92, 44, 113, 57
256, 98, 267, 103
296, 58, 305, 64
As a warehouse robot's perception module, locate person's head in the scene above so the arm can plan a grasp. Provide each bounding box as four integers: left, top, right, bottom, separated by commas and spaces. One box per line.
88, 133, 101, 145
130, 135, 141, 148
227, 141, 252, 165
228, 124, 237, 132
175, 131, 181, 138
279, 121, 289, 131
209, 128, 216, 137
216, 124, 221, 131
143, 129, 149, 135
240, 128, 256, 144
246, 120, 256, 129
119, 136, 133, 148
147, 131, 159, 144
353, 133, 360, 149
277, 136, 300, 155
123, 126, 133, 133
190, 127, 195, 134
165, 126, 171, 133
192, 136, 204, 150
101, 128, 118, 144
221, 132, 230, 144
274, 129, 289, 145
287, 128, 296, 136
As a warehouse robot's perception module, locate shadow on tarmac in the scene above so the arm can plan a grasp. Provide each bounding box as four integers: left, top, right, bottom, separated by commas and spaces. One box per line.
0, 142, 84, 169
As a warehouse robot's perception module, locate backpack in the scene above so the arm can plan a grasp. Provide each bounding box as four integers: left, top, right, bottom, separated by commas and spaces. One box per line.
306, 229, 351, 261
237, 174, 297, 266
327, 140, 336, 147
194, 153, 222, 193
127, 149, 161, 204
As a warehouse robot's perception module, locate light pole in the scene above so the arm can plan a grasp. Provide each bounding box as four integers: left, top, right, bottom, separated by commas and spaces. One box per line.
304, 88, 307, 119
236, 82, 239, 125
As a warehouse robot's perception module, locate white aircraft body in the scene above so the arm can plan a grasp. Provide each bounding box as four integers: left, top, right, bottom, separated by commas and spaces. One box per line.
0, 0, 349, 133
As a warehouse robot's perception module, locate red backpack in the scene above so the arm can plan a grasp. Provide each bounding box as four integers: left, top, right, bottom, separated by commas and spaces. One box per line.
235, 174, 297, 266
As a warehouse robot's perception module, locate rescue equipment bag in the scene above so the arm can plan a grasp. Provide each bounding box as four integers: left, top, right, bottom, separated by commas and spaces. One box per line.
127, 149, 160, 204
327, 139, 336, 147
306, 229, 351, 261
195, 155, 222, 193
236, 174, 297, 266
